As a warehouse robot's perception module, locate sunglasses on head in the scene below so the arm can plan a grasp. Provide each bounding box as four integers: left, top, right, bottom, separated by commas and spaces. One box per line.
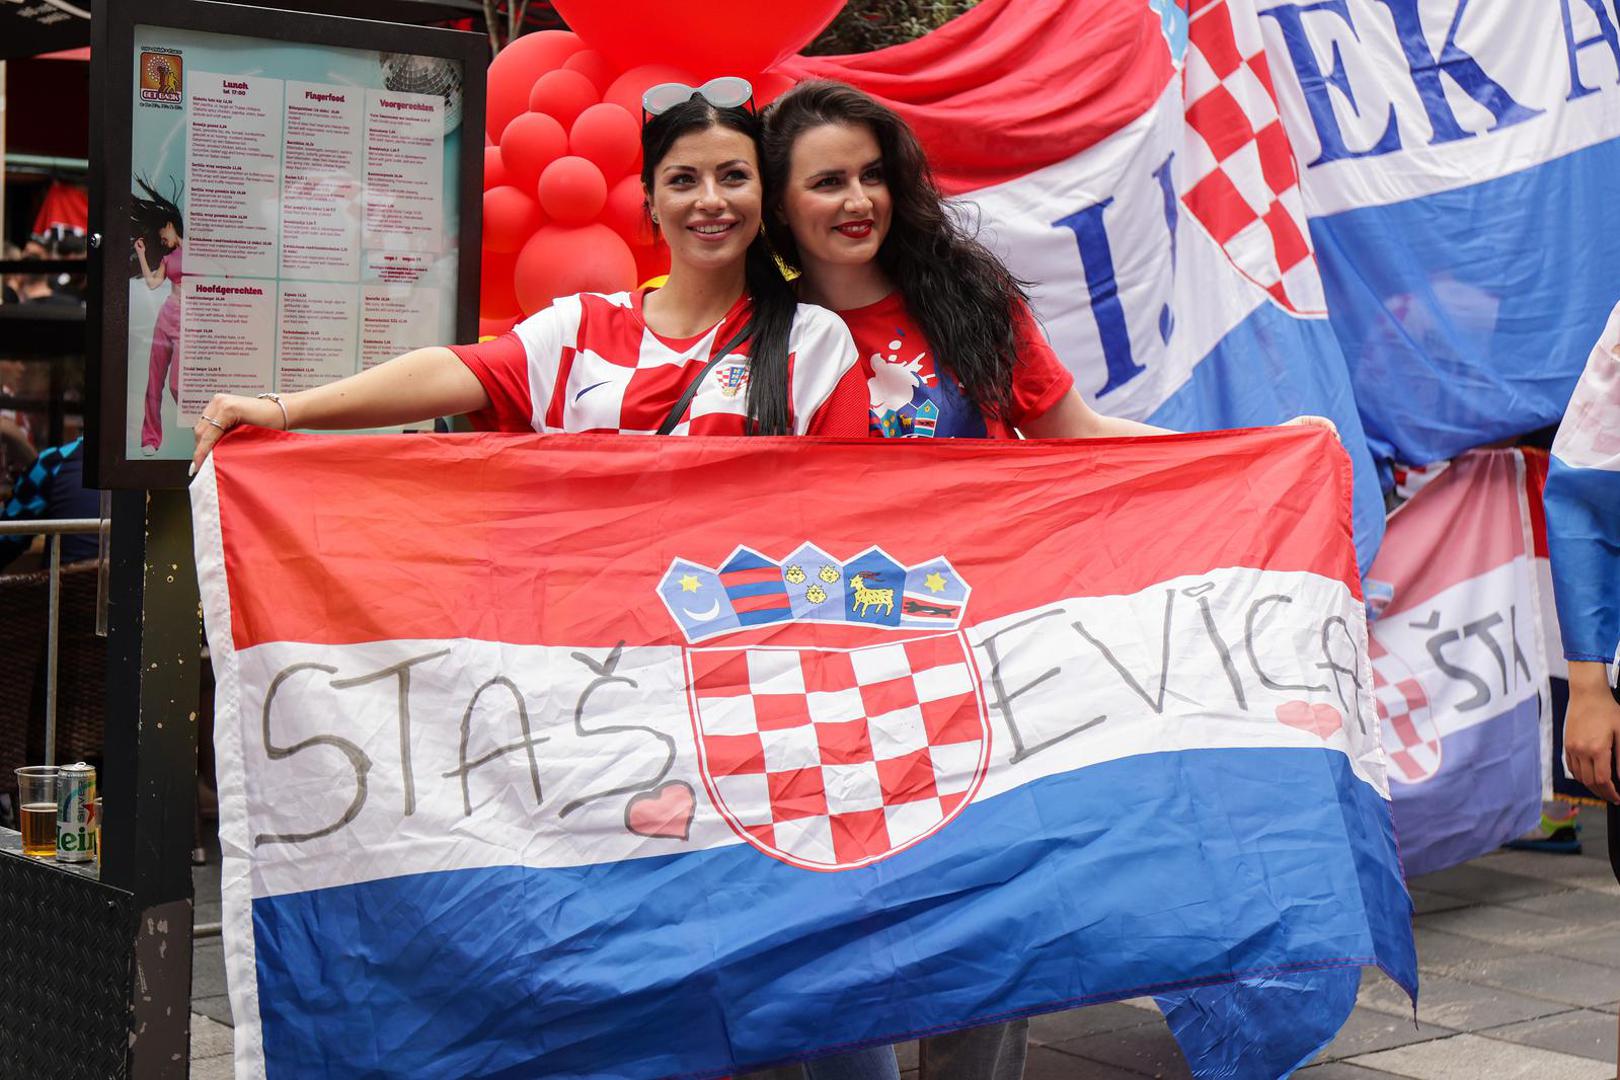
641, 76, 755, 122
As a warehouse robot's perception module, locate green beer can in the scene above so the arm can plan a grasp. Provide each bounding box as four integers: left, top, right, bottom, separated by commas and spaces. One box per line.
56, 762, 97, 864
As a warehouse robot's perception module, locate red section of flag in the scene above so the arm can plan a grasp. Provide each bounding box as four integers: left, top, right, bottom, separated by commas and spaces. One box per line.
780, 0, 1173, 195
208, 427, 1355, 651
1368, 450, 1527, 619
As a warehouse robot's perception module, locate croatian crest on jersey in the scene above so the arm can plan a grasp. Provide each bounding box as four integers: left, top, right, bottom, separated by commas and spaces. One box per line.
659, 546, 989, 870
1368, 635, 1441, 785
713, 360, 750, 399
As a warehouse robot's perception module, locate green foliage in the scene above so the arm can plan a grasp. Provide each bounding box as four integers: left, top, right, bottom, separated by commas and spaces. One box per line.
805, 0, 982, 55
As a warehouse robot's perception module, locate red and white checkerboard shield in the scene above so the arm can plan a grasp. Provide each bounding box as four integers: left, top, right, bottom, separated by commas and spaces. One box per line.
1369, 637, 1442, 784
1182, 0, 1325, 315
685, 633, 991, 871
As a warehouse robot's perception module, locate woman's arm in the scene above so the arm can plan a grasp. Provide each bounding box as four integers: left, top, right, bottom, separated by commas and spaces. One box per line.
1018, 390, 1171, 439
1564, 660, 1620, 803
134, 240, 164, 289
190, 345, 489, 473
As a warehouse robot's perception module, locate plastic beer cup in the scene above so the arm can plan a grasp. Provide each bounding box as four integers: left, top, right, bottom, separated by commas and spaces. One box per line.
16, 766, 59, 858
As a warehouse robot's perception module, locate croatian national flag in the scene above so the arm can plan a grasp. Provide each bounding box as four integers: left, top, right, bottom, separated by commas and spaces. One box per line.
1364, 450, 1551, 874
193, 427, 1415, 1078
1546, 302, 1620, 687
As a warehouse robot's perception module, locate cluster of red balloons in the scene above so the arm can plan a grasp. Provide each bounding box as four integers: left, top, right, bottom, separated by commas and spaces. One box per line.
477, 2, 845, 338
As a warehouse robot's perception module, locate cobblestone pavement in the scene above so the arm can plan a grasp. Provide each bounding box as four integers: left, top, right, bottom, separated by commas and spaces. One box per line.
189, 814, 1620, 1079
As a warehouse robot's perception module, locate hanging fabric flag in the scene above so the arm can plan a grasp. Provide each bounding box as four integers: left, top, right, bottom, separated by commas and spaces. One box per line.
1364, 449, 1551, 875
193, 426, 1415, 1079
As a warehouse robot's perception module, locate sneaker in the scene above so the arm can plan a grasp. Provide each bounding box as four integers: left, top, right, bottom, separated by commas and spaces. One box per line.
141, 444, 158, 457
1504, 808, 1582, 854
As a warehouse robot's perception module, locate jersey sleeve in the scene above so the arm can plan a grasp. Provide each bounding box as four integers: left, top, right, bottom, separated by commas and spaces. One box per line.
448, 302, 571, 433
789, 304, 867, 437
1007, 302, 1076, 428
807, 361, 871, 437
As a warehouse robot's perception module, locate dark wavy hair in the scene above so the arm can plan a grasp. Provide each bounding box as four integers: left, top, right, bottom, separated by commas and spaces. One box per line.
641, 96, 796, 436
763, 80, 1026, 419
130, 174, 184, 279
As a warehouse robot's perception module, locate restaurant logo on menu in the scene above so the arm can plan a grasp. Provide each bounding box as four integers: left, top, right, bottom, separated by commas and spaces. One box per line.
139, 51, 184, 105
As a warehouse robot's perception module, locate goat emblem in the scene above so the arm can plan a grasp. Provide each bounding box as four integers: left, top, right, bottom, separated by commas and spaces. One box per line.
849, 573, 895, 618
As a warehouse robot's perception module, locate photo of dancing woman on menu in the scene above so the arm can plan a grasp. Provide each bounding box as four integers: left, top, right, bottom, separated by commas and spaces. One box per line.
131, 176, 186, 456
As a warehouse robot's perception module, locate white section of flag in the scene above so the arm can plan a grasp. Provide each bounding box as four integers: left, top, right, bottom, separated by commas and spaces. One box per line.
209, 564, 1382, 902
1261, 0, 1620, 217
1369, 560, 1548, 744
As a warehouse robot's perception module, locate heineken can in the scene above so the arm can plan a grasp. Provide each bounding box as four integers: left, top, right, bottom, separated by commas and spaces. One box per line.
56, 762, 97, 863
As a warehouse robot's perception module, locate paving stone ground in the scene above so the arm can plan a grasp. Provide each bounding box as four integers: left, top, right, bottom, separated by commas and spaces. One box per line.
188, 814, 1620, 1079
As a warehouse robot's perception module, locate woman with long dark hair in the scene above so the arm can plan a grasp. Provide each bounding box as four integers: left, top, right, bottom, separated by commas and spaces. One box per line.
190, 80, 869, 469
132, 175, 186, 454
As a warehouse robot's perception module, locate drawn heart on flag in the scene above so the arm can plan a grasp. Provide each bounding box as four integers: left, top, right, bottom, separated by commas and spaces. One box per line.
625, 781, 696, 841
1275, 700, 1343, 740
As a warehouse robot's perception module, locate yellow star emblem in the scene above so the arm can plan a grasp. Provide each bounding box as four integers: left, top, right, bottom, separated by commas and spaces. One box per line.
924, 571, 948, 593
679, 574, 700, 593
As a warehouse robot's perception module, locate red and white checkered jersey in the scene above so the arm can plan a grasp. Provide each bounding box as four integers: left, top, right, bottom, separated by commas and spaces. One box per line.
451, 289, 868, 436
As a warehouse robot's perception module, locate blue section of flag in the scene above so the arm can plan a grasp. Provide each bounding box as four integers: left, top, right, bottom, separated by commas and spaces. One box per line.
843, 550, 905, 629
1545, 455, 1620, 670
1389, 696, 1542, 877
659, 561, 740, 641
1312, 137, 1620, 473
1157, 968, 1361, 1080
251, 748, 1414, 1079
785, 544, 845, 622
1148, 308, 1385, 575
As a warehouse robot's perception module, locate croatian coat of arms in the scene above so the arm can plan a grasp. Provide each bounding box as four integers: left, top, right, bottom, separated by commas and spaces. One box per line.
658, 545, 990, 870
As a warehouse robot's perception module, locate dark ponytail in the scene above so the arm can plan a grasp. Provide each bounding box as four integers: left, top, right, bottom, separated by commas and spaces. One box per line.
641, 97, 796, 435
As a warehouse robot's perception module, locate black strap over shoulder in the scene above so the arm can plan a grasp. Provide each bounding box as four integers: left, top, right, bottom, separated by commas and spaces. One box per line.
656, 323, 754, 435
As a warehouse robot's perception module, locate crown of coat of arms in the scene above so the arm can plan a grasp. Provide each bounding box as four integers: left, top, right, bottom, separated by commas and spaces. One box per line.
658, 544, 970, 644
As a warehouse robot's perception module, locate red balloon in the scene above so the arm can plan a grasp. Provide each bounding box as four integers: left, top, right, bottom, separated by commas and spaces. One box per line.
479, 315, 520, 339
753, 71, 797, 107
570, 104, 641, 181
562, 49, 616, 93
603, 173, 653, 246
483, 146, 511, 190
538, 156, 608, 226
603, 63, 695, 117
527, 69, 599, 131
514, 224, 637, 314
551, 0, 841, 81
486, 30, 583, 141
480, 246, 522, 319
483, 186, 546, 254
499, 111, 568, 195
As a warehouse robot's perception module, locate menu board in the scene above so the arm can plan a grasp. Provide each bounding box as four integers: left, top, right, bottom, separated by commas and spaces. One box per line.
121, 25, 467, 465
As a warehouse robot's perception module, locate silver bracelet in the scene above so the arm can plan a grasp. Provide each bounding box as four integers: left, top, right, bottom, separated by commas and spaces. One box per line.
256, 392, 289, 430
